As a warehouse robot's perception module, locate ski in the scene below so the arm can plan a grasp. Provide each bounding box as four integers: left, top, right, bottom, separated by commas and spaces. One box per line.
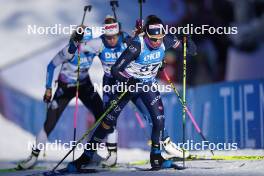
128, 154, 264, 165
97, 160, 186, 171
185, 154, 264, 161
27, 168, 98, 176
129, 166, 186, 172
26, 164, 184, 176
0, 166, 46, 173
99, 163, 186, 172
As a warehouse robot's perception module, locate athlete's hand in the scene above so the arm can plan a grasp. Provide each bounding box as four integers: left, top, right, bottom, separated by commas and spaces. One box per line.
133, 19, 144, 36
159, 60, 167, 72
71, 25, 86, 42
43, 88, 52, 103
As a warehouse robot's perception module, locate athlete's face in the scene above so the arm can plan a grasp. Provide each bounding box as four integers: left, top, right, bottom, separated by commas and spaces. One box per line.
105, 34, 119, 47
145, 35, 163, 49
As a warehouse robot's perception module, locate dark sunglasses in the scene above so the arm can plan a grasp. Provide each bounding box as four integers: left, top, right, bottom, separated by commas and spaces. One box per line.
146, 31, 165, 42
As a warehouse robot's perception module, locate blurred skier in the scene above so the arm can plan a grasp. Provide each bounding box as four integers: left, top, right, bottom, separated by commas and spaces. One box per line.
17, 26, 105, 170
66, 15, 196, 171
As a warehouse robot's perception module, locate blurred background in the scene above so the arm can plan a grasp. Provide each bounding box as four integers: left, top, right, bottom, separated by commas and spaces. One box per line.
0, 0, 263, 160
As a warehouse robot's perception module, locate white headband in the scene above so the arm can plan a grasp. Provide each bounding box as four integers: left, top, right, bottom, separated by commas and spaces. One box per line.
104, 22, 119, 36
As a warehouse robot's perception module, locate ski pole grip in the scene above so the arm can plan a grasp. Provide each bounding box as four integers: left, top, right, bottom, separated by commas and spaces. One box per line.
84, 5, 92, 12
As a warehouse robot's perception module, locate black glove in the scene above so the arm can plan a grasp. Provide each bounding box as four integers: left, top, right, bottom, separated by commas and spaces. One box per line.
70, 25, 85, 42
134, 19, 144, 35
159, 60, 167, 72
43, 88, 52, 103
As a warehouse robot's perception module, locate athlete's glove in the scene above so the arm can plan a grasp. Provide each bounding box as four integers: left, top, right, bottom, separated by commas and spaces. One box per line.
70, 25, 85, 42
43, 88, 52, 103
133, 19, 144, 36
159, 60, 167, 72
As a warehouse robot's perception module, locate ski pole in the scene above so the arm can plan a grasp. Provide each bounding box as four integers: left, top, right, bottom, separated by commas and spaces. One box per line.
52, 90, 127, 171
138, 0, 145, 22
182, 36, 187, 167
110, 0, 119, 20
138, 0, 146, 33
73, 4, 92, 160
81, 5, 92, 25
43, 103, 49, 158
163, 69, 215, 156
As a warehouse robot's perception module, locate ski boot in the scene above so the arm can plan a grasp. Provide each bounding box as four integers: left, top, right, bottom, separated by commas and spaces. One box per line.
17, 148, 40, 170
150, 146, 177, 170
101, 143, 117, 167
162, 137, 190, 159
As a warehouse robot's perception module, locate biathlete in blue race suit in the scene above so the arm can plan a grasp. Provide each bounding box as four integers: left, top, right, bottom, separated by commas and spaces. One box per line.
67, 15, 197, 171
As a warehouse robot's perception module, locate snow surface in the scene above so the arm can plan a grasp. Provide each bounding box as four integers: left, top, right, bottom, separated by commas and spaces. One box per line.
0, 114, 264, 176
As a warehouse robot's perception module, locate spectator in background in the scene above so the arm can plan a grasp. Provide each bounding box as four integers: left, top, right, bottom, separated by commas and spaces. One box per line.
226, 0, 264, 81
158, 0, 234, 86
